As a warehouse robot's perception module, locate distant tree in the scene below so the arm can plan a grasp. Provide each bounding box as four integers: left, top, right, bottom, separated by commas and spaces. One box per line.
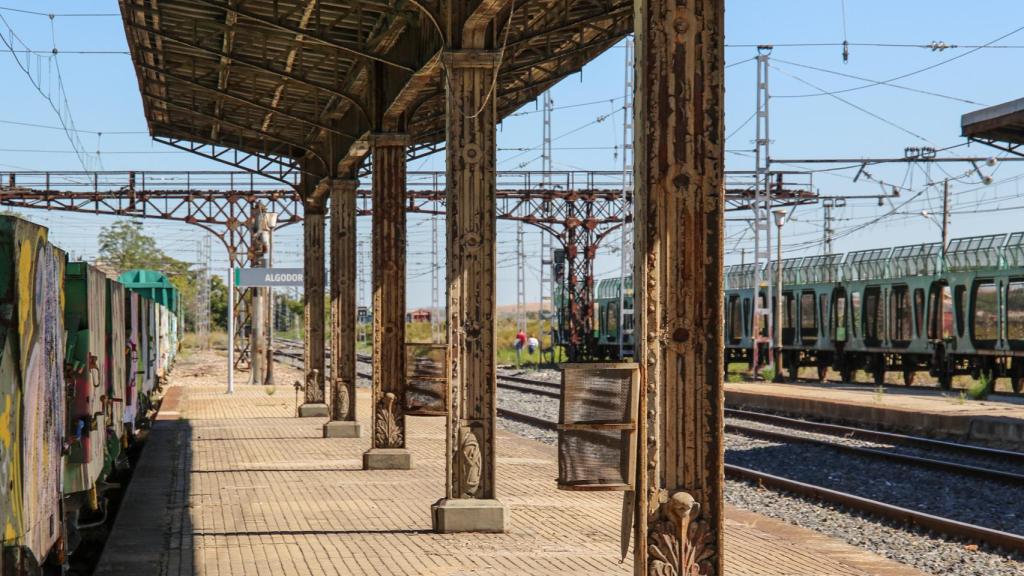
98, 219, 201, 330
98, 220, 188, 275
210, 274, 228, 329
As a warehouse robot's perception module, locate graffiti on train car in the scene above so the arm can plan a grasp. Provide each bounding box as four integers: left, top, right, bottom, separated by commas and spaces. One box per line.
0, 218, 66, 566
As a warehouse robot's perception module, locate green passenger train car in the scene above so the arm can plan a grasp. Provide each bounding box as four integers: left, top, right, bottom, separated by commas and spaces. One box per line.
573, 231, 1024, 394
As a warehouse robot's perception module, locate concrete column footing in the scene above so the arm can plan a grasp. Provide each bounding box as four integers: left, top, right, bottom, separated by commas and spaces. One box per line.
297, 403, 328, 418
431, 498, 507, 533
322, 420, 362, 438
363, 448, 413, 470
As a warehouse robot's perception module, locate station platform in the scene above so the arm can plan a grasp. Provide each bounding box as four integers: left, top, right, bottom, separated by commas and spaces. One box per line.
726, 380, 1024, 446
96, 350, 925, 576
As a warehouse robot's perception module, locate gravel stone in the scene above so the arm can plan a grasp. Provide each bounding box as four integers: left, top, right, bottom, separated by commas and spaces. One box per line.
494, 375, 1024, 575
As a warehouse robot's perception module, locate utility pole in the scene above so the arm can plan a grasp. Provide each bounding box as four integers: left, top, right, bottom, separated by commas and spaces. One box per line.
821, 198, 845, 255
942, 179, 951, 258
431, 213, 442, 344
515, 221, 526, 334
752, 46, 774, 371
538, 90, 555, 364
618, 36, 635, 360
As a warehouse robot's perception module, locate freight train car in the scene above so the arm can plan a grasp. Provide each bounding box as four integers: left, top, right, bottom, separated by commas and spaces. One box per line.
0, 217, 67, 573
582, 231, 1024, 394
0, 215, 182, 574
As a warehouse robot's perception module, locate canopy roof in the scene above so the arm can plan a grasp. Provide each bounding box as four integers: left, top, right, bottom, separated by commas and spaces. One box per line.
962, 96, 1024, 152
119, 0, 632, 181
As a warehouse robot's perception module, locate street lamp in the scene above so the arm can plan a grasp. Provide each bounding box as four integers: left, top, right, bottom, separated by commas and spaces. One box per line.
773, 210, 787, 382
262, 212, 279, 386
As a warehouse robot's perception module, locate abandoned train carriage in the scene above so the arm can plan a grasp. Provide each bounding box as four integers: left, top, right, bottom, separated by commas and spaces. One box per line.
0, 216, 181, 573
723, 232, 1024, 392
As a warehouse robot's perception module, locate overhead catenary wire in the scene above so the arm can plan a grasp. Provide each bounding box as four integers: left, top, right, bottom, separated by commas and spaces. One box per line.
772, 23, 1024, 98
769, 63, 934, 144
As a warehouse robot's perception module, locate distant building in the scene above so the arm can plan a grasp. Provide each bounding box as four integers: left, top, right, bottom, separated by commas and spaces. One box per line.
357, 306, 371, 324
406, 308, 431, 323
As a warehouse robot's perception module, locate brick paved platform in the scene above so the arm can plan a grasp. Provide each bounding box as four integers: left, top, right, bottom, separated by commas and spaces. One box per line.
727, 380, 1024, 447
96, 351, 926, 575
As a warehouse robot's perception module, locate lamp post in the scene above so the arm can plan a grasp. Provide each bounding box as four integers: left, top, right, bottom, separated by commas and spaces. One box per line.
773, 210, 787, 381
263, 211, 279, 386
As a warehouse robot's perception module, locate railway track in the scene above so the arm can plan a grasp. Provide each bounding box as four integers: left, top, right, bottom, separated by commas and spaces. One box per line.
272, 338, 1024, 551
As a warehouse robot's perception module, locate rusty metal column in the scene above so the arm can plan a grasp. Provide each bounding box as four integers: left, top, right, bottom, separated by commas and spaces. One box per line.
298, 179, 329, 417
363, 133, 413, 469
324, 177, 362, 438
431, 49, 506, 533
633, 0, 726, 574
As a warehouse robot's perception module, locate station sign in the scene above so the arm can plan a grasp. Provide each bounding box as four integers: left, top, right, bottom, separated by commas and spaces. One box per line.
234, 267, 304, 287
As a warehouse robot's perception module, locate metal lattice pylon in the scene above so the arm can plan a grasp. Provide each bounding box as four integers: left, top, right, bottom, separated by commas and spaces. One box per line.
618, 36, 635, 359
751, 49, 774, 369
538, 90, 556, 364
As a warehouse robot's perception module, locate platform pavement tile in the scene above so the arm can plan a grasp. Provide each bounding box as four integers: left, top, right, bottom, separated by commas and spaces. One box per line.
96, 351, 929, 576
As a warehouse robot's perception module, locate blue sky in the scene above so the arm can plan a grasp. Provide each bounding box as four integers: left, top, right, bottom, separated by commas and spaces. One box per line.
2, 1, 1024, 309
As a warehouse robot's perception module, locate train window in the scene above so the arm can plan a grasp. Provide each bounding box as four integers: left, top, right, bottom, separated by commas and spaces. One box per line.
1008, 282, 1024, 341
927, 283, 953, 340
606, 301, 619, 341
759, 293, 768, 336
864, 287, 883, 344
833, 292, 847, 341
777, 292, 788, 328
955, 285, 967, 338
973, 282, 999, 344
889, 286, 911, 343
850, 291, 861, 338
819, 294, 828, 337
913, 289, 925, 338
943, 285, 954, 339
800, 292, 815, 330
728, 296, 742, 342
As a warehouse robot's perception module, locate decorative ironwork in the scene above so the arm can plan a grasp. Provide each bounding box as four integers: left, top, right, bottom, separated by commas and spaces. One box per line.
373, 392, 404, 449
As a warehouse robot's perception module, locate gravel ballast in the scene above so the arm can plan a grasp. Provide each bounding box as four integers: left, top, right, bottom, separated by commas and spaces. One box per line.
494, 379, 1024, 576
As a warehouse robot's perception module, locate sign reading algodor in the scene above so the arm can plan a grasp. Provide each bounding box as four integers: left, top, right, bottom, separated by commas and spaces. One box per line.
234, 268, 304, 287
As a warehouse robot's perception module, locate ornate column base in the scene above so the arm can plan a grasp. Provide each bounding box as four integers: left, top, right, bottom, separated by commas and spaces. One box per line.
431, 498, 507, 533
363, 448, 413, 470
323, 420, 361, 438
297, 403, 328, 418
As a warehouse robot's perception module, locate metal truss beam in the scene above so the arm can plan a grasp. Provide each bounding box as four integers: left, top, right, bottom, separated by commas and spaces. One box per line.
154, 134, 304, 185
142, 91, 326, 165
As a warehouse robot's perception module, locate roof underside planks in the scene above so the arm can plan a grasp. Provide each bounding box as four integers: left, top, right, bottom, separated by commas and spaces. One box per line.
118, 0, 633, 178
962, 96, 1024, 147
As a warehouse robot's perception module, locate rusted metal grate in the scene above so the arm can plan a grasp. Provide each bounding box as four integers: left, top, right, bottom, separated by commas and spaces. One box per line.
404, 343, 447, 416
558, 363, 639, 491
